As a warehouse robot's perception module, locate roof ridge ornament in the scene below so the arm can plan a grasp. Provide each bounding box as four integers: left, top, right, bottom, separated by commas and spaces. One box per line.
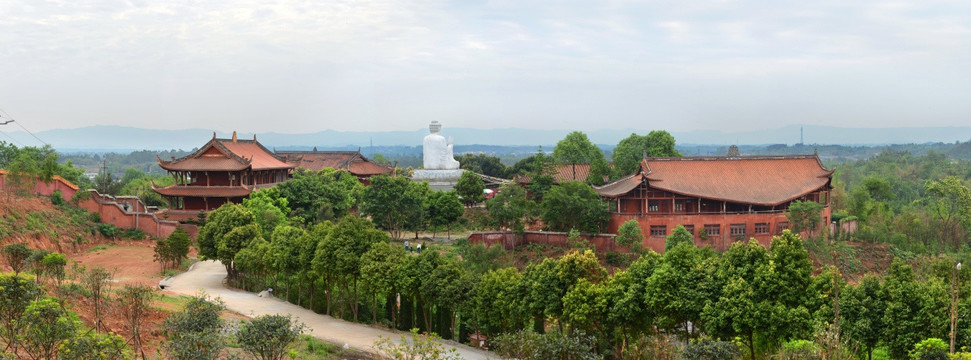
232, 131, 237, 143
212, 132, 216, 139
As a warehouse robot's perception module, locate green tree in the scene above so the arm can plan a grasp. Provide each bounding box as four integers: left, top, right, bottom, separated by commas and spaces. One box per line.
276, 168, 362, 224
82, 267, 113, 333
422, 259, 475, 339
236, 314, 306, 360
615, 220, 643, 252
265, 225, 309, 301
486, 183, 530, 232
840, 274, 886, 360
426, 190, 464, 239
242, 188, 291, 240
6, 152, 38, 196
471, 267, 526, 335
664, 224, 693, 252
702, 239, 770, 360
167, 226, 191, 267
39, 252, 67, 288
458, 153, 509, 178
360, 241, 407, 325
883, 259, 941, 359
540, 181, 609, 233
586, 156, 612, 185
361, 175, 427, 240
1, 243, 32, 275
925, 176, 971, 251
61, 331, 130, 360
18, 297, 79, 360
787, 200, 825, 237
196, 203, 259, 278
373, 328, 462, 360
455, 171, 485, 206
0, 274, 42, 356
611, 131, 681, 176
553, 131, 603, 182
117, 285, 156, 359
645, 242, 710, 340
317, 215, 389, 322
605, 252, 663, 352
163, 294, 227, 360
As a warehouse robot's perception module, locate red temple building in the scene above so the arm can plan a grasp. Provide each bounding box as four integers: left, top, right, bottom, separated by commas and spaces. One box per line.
595, 153, 833, 252
153, 132, 294, 219
275, 149, 393, 183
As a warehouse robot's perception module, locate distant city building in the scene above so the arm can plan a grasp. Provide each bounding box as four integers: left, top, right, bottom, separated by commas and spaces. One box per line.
595, 151, 833, 252
153, 131, 294, 220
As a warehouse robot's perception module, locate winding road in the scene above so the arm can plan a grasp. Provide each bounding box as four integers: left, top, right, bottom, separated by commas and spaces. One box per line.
166, 260, 494, 360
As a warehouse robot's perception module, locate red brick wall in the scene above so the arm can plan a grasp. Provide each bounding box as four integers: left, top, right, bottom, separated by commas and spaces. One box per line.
0, 172, 194, 239
608, 206, 831, 252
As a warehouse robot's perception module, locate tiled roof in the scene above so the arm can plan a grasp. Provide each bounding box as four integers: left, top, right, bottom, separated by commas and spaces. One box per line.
152, 185, 253, 197
159, 133, 293, 172
593, 173, 644, 198
277, 150, 393, 176
636, 155, 833, 206
516, 164, 593, 184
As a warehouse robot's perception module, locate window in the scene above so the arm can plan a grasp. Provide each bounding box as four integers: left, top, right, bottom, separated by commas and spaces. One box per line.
730, 223, 746, 236
754, 223, 769, 234
683, 225, 695, 236
675, 201, 684, 212
648, 200, 659, 212
650, 225, 667, 237
704, 224, 720, 236
778, 221, 789, 234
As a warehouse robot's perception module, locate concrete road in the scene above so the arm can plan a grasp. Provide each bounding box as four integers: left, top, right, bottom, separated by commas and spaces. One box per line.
167, 260, 495, 360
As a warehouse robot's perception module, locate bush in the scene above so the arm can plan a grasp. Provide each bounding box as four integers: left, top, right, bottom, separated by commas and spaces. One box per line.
680, 339, 740, 360
605, 252, 633, 267
236, 314, 306, 360
775, 339, 822, 360
119, 228, 147, 240
97, 223, 118, 238
910, 338, 948, 360
163, 295, 227, 360
492, 329, 602, 360
373, 328, 461, 360
49, 190, 65, 206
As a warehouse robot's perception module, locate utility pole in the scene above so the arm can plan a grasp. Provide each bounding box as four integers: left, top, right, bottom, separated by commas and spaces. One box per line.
952, 261, 962, 354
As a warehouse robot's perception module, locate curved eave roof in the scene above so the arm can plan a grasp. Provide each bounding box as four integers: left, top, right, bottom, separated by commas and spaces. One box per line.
639, 155, 833, 206
594, 173, 644, 198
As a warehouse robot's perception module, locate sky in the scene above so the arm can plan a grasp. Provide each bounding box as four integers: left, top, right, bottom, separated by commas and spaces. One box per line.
1, 0, 970, 135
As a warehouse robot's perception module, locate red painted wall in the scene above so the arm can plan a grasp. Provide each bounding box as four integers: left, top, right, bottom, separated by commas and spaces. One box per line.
1, 171, 195, 239
607, 206, 831, 252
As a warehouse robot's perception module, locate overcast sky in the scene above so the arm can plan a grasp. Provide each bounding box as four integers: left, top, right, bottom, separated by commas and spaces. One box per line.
1, 0, 970, 134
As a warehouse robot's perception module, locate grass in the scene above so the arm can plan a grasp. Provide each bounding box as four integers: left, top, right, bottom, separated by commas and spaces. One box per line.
87, 244, 114, 253
287, 334, 369, 360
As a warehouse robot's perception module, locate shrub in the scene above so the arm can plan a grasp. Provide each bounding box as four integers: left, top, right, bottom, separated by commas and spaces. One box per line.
236, 314, 306, 360
605, 252, 633, 267
910, 338, 948, 360
775, 339, 822, 360
492, 329, 601, 360
373, 328, 461, 360
163, 294, 226, 360
49, 190, 65, 206
680, 339, 740, 360
97, 223, 118, 238
119, 227, 147, 240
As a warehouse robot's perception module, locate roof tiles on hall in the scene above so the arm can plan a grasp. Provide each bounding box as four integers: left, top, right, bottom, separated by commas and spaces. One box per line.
516, 164, 593, 184
159, 135, 293, 172
635, 155, 833, 206
276, 150, 393, 176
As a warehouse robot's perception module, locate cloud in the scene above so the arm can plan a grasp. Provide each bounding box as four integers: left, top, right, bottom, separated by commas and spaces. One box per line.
0, 0, 969, 135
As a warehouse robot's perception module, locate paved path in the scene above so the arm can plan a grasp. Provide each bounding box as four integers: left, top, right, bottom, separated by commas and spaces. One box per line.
167, 260, 494, 360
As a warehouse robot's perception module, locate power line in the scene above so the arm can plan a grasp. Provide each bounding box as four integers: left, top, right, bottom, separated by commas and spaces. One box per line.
0, 128, 25, 146
0, 108, 49, 146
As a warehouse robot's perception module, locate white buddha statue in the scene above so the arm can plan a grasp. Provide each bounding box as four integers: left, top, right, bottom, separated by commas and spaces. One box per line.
422, 121, 460, 170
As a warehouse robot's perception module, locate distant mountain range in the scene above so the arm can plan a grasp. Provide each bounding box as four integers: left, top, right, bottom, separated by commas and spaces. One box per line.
2, 124, 970, 152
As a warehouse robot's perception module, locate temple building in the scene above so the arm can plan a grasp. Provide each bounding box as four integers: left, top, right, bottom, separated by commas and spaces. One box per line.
595, 152, 833, 252
275, 149, 393, 183
153, 132, 294, 219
